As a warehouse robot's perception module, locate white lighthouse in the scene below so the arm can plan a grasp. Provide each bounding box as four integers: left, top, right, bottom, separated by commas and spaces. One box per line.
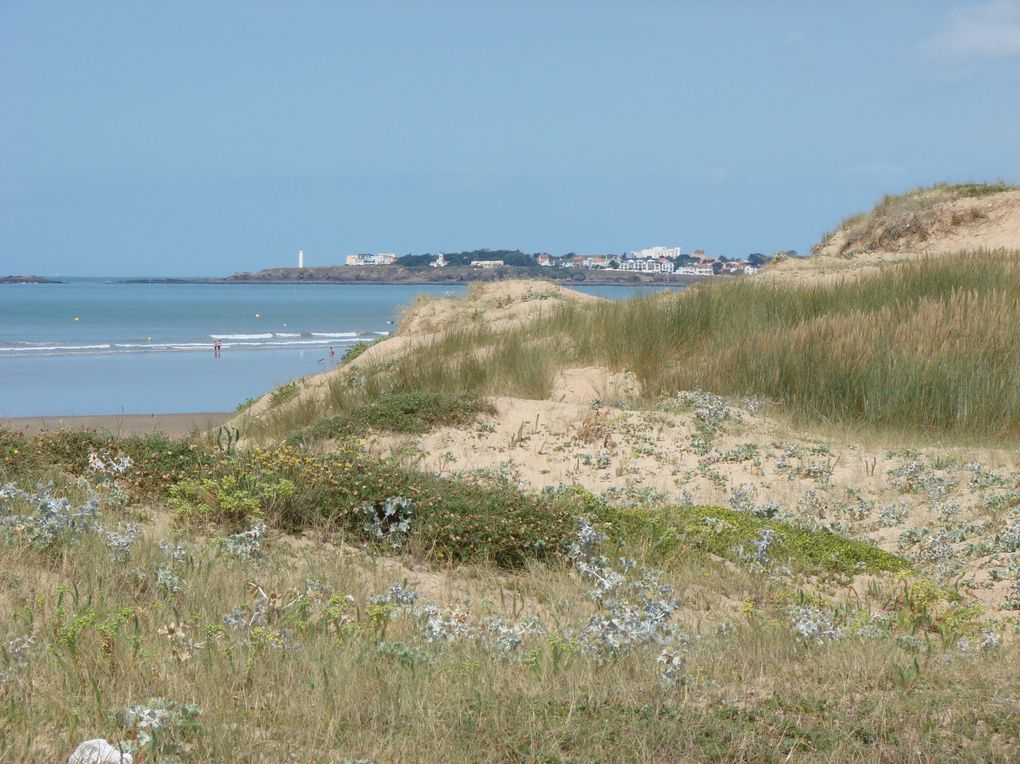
298, 250, 305, 269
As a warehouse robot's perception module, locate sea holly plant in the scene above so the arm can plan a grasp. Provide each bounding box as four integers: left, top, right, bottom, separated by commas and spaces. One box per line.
0, 481, 145, 561
102, 522, 140, 560
117, 697, 202, 759
372, 584, 474, 645
357, 496, 414, 548
566, 518, 685, 659
737, 528, 776, 569
84, 449, 135, 506
789, 605, 844, 645
216, 521, 269, 562
0, 634, 34, 686
87, 449, 134, 489
0, 482, 100, 550
660, 390, 740, 440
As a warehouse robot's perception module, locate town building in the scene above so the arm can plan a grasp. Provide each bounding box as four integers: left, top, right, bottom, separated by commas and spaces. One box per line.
620, 258, 672, 273
345, 253, 398, 266
630, 245, 682, 259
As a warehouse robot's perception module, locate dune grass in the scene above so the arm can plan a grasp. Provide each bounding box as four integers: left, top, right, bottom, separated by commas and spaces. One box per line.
346, 324, 563, 403
571, 250, 1020, 440
320, 250, 1019, 443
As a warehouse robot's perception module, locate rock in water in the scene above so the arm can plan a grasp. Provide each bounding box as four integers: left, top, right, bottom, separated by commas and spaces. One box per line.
67, 739, 133, 764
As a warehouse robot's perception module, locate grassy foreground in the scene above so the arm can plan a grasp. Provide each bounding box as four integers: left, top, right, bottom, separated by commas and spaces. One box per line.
2, 429, 1018, 762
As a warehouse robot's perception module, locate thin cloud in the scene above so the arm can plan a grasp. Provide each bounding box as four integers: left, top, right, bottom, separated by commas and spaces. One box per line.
923, 0, 1020, 58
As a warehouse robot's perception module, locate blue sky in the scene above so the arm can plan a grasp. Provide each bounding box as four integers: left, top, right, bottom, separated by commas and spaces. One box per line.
2, 1, 1019, 276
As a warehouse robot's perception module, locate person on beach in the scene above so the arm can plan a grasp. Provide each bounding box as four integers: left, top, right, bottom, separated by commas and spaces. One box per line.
214, 340, 222, 357
329, 346, 335, 366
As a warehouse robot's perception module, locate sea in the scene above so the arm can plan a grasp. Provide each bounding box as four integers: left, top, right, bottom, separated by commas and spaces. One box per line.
0, 279, 684, 416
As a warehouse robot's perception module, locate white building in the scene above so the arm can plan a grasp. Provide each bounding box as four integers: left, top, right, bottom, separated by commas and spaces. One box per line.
431, 253, 447, 268
676, 264, 715, 276
620, 258, 671, 273
345, 253, 399, 266
298, 250, 305, 269
630, 245, 682, 260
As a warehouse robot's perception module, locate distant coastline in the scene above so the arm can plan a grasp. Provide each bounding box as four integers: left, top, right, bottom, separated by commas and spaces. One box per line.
118, 265, 710, 286
1, 274, 65, 284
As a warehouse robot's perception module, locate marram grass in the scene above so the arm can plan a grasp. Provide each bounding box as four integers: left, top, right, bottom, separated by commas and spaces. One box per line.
333, 250, 1020, 442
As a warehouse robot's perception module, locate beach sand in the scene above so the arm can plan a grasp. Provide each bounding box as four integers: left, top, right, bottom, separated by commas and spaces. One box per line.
1, 412, 232, 438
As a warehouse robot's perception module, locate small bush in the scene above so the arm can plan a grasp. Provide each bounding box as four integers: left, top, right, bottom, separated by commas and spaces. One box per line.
212, 444, 573, 567
235, 396, 260, 412
341, 341, 372, 364
168, 473, 295, 529
311, 392, 495, 438
595, 503, 908, 577
269, 382, 301, 407
30, 430, 214, 497
0, 427, 39, 479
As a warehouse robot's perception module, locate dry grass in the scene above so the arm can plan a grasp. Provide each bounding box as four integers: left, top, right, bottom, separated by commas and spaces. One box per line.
2, 484, 1017, 763
312, 250, 1020, 444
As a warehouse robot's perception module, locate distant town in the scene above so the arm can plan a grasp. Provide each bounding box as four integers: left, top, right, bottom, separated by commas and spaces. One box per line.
339, 245, 778, 277
112, 247, 792, 286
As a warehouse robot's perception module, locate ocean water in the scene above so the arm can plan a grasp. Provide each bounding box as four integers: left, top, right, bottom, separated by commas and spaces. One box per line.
0, 279, 683, 416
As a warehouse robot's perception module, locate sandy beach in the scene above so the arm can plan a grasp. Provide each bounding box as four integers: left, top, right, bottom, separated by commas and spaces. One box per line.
1, 411, 232, 438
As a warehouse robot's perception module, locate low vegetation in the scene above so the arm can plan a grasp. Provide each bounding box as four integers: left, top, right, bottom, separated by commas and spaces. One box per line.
306, 392, 495, 442
268, 381, 301, 408
597, 502, 908, 578
1, 428, 1016, 762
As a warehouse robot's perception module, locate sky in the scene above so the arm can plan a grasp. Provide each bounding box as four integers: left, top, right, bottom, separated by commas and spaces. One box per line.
2, 1, 1019, 276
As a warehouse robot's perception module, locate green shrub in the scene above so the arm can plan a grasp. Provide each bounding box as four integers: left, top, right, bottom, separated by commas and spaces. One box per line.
0, 427, 40, 480
310, 392, 495, 439
410, 473, 574, 566
216, 444, 573, 567
595, 503, 908, 577
168, 473, 295, 529
27, 429, 214, 497
269, 382, 300, 407
943, 181, 1017, 198
341, 340, 372, 364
